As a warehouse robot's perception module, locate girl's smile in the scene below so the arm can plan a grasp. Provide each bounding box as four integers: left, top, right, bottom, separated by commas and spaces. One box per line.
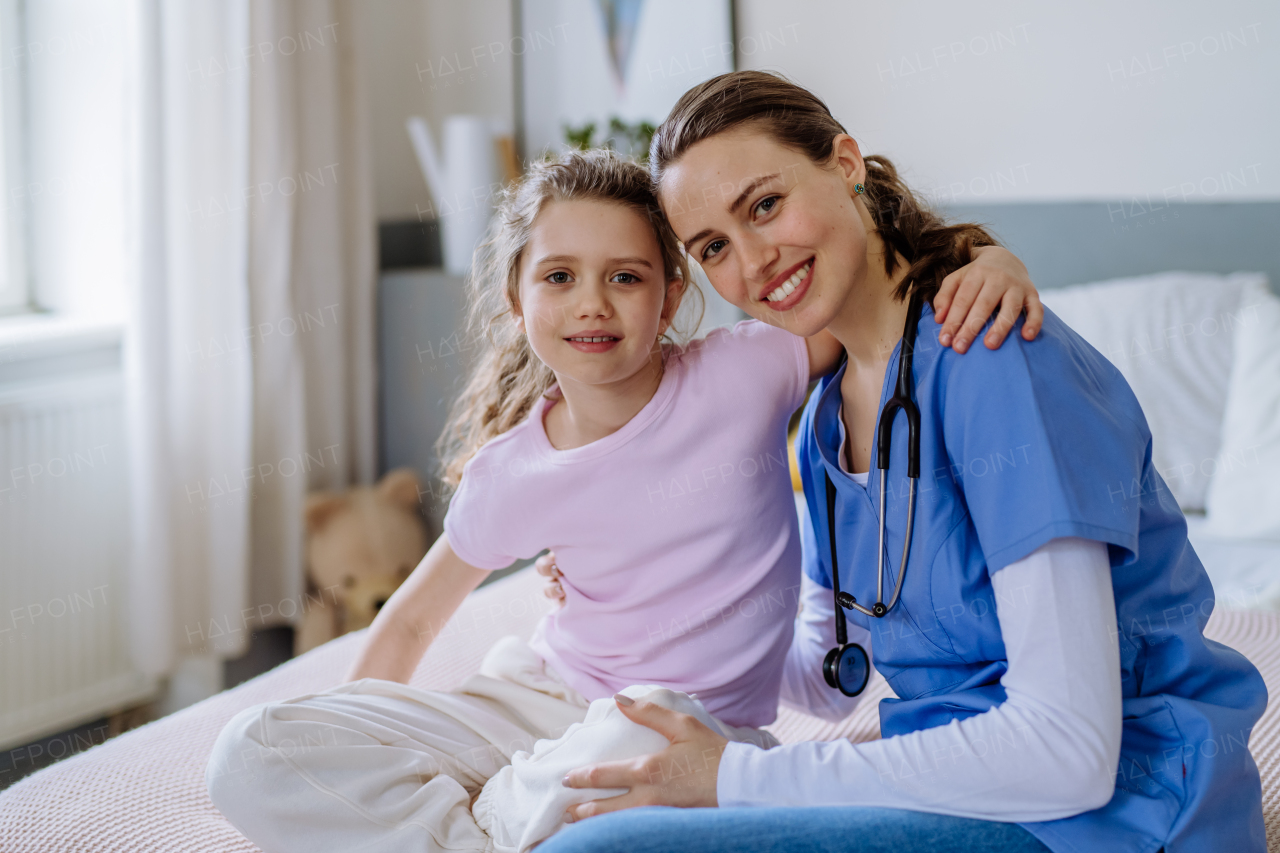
564, 331, 622, 353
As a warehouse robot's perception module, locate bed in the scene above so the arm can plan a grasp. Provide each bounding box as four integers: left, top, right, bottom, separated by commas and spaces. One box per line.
0, 564, 1276, 852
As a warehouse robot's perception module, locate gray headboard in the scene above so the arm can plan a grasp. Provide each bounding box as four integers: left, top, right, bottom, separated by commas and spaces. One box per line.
943, 202, 1280, 294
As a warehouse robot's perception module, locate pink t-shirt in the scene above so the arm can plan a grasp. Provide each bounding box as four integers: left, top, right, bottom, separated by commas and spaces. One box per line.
443, 320, 809, 728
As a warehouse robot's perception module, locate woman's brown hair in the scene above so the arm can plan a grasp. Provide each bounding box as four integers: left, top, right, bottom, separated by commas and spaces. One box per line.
435, 148, 699, 489
649, 70, 997, 303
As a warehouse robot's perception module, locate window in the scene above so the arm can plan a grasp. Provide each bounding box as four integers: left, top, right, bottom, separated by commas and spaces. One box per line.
0, 0, 27, 314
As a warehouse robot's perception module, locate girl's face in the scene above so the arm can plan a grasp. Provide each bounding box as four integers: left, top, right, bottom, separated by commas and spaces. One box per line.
659, 129, 872, 338
514, 199, 679, 390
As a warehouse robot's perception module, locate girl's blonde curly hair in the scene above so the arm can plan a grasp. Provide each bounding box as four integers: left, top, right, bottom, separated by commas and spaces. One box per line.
435, 148, 701, 490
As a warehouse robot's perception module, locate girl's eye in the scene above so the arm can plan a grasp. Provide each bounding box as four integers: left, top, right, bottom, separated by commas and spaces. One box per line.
701, 239, 728, 261
611, 272, 640, 284
753, 195, 779, 217
547, 271, 571, 284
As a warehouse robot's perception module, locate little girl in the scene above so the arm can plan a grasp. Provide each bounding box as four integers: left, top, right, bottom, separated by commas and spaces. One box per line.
206, 148, 1041, 853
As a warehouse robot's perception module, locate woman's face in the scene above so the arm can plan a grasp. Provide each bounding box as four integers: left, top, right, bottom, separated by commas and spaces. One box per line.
514, 198, 678, 391
659, 129, 872, 338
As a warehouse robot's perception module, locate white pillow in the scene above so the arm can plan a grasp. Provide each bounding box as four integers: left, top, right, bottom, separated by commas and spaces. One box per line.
1041, 271, 1264, 511
1204, 280, 1280, 539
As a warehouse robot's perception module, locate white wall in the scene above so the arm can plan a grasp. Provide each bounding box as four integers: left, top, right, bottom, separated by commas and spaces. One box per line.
361, 0, 513, 220
735, 0, 1279, 202
520, 0, 732, 158
363, 1, 1279, 214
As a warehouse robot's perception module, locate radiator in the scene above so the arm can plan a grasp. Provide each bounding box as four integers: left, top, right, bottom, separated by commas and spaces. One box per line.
0, 362, 157, 750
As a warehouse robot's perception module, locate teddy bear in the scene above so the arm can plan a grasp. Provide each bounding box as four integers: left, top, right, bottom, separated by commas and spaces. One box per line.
294, 467, 429, 656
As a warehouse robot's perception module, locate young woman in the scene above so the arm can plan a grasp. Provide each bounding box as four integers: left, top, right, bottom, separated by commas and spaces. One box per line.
205, 148, 1041, 853
549, 71, 1268, 853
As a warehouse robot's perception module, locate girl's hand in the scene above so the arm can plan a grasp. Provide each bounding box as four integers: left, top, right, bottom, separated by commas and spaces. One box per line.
933, 246, 1044, 353
536, 551, 565, 606
561, 694, 727, 821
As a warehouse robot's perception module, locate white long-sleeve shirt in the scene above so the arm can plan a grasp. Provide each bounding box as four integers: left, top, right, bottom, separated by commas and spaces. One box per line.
736, 532, 1123, 823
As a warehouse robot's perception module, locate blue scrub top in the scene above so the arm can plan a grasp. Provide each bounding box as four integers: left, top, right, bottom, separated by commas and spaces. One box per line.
795, 304, 1268, 853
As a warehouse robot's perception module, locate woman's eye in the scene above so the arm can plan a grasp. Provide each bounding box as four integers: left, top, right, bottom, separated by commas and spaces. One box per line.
611, 272, 640, 284
701, 239, 728, 261
548, 271, 571, 284
753, 195, 779, 217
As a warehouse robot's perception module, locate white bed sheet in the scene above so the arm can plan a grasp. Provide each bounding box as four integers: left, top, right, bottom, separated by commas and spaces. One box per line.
1186, 514, 1280, 611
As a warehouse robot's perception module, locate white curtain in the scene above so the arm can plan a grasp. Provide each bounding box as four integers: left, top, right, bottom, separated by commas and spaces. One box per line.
123, 0, 376, 677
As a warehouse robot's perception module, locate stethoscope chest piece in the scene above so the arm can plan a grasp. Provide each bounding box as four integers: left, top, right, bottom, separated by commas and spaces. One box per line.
823, 641, 870, 697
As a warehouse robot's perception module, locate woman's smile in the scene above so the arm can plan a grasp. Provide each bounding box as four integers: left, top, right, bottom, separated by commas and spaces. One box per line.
761, 258, 814, 309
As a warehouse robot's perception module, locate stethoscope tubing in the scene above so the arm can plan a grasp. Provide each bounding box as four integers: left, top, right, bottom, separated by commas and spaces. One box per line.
821, 290, 924, 696
826, 290, 924, 623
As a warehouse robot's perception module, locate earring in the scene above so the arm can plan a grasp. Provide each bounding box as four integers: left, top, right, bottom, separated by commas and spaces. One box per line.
854, 182, 866, 195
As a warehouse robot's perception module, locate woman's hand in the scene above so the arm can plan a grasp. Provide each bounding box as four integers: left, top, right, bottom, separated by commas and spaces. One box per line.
536, 551, 565, 606
561, 694, 728, 822
933, 245, 1044, 353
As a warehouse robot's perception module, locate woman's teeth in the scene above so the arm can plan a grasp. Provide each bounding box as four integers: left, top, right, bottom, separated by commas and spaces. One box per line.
765, 261, 812, 302
568, 336, 617, 342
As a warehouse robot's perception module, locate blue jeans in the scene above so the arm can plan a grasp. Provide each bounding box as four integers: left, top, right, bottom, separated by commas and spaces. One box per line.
539, 806, 1052, 853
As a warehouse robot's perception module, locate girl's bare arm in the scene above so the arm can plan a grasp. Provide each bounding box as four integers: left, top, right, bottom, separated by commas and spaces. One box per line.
804, 245, 1045, 379
344, 533, 489, 683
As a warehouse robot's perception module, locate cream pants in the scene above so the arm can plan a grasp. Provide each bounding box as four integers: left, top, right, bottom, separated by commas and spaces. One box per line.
206, 636, 776, 853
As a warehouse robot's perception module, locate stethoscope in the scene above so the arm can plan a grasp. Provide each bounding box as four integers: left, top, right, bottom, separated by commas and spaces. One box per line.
822, 291, 923, 697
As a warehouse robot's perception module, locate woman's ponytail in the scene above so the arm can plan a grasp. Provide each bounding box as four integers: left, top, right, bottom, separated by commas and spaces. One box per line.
860, 154, 997, 302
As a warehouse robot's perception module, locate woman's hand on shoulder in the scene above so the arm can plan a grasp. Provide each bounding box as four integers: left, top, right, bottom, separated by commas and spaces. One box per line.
561, 694, 728, 820
536, 551, 565, 606
933, 245, 1045, 353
